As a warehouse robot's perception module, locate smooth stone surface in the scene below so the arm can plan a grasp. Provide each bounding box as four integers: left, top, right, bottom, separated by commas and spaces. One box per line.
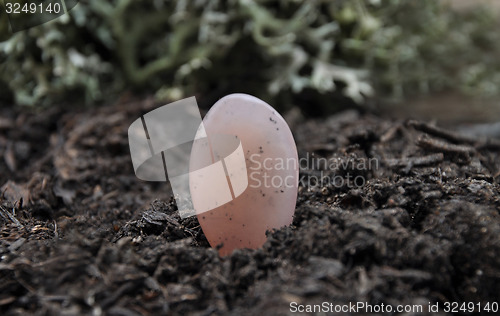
190, 94, 298, 256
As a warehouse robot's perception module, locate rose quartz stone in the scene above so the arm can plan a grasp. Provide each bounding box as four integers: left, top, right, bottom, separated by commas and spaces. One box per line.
189, 94, 298, 256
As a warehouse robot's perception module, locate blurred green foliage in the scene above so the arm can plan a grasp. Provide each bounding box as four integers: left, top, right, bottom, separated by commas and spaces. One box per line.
0, 0, 499, 108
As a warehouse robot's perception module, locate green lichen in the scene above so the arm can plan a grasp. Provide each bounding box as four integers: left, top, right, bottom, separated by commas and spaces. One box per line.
0, 0, 499, 108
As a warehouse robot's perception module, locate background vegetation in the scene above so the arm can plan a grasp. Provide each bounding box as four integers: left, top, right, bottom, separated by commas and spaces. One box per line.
1, 0, 499, 114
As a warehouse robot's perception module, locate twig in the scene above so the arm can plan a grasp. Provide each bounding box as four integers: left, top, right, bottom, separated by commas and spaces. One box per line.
53, 220, 59, 239
408, 120, 500, 150
380, 124, 401, 143
407, 120, 477, 144
0, 205, 23, 228
417, 135, 476, 154
385, 153, 444, 168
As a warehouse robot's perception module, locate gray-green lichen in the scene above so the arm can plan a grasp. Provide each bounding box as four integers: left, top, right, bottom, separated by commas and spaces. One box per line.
0, 0, 499, 107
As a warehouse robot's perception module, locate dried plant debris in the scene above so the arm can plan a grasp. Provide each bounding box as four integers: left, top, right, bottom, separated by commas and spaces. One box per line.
0, 104, 499, 315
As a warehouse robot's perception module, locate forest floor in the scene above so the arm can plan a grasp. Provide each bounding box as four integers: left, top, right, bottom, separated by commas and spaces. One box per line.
0, 99, 499, 315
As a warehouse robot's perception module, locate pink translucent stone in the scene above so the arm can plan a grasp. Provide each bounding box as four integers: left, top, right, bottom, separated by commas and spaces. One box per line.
190, 94, 299, 256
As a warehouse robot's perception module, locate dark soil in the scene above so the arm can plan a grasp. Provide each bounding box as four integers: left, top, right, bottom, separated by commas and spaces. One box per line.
0, 100, 499, 315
